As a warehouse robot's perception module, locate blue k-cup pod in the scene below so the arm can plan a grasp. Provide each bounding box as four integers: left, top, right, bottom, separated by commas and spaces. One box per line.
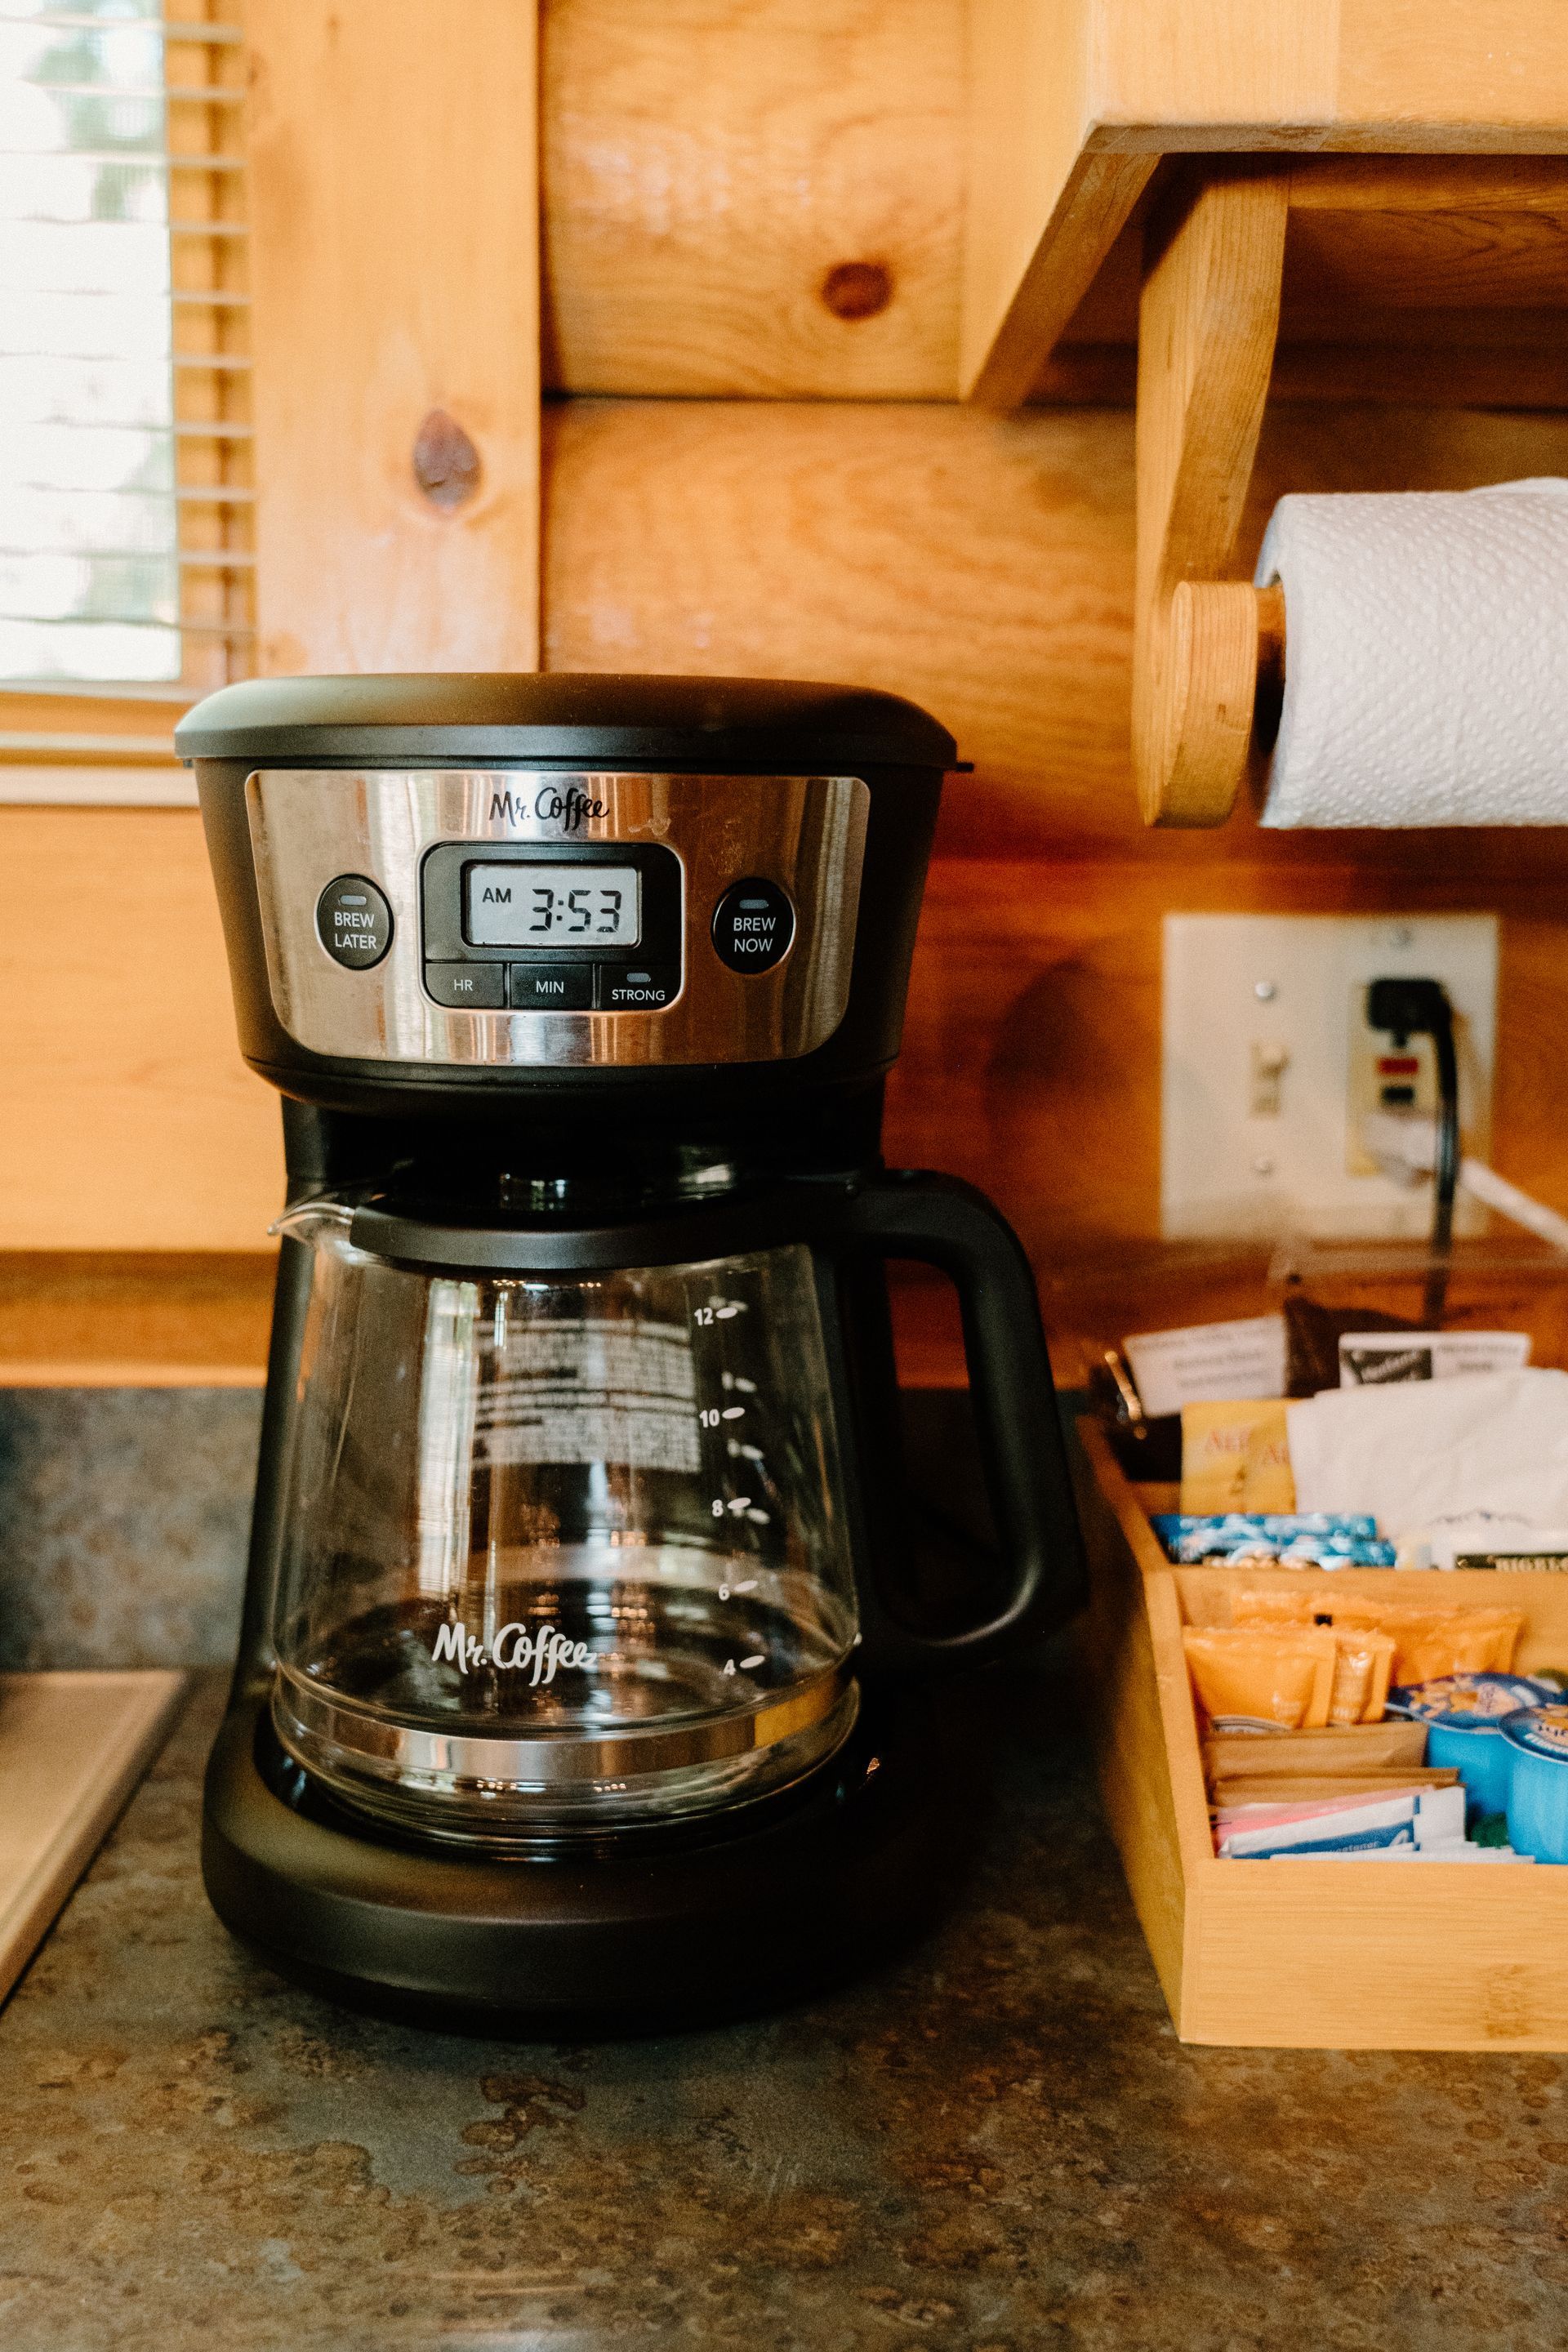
1388, 1674, 1558, 1817
1503, 1706, 1568, 1864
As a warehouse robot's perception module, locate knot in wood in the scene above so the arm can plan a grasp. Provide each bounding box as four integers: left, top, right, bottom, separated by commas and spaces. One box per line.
819, 261, 893, 322
412, 408, 481, 509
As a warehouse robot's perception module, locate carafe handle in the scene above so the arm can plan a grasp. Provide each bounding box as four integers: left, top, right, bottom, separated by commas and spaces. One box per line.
828, 1169, 1086, 1671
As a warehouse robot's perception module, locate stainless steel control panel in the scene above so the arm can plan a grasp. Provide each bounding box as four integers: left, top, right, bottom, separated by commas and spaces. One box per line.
246, 768, 870, 1067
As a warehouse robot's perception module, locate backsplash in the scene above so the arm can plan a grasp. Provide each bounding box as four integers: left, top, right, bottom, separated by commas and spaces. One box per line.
0, 1391, 261, 1671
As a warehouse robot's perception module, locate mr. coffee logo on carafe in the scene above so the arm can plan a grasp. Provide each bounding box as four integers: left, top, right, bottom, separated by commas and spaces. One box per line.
488, 783, 607, 833
431, 1618, 594, 1683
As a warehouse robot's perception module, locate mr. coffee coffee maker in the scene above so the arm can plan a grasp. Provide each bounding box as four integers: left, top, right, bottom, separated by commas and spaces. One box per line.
177, 674, 1085, 2029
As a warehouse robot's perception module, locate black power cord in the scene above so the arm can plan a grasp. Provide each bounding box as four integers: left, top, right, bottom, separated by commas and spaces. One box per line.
1367, 977, 1459, 1325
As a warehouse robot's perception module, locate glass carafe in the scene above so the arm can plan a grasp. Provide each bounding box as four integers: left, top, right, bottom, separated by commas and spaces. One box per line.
270, 1202, 861, 1842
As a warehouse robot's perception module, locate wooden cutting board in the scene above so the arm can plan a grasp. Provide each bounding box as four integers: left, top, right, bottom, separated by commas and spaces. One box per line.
0, 1671, 188, 2007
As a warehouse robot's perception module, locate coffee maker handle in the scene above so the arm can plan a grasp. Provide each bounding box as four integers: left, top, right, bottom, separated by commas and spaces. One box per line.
832, 1169, 1087, 1668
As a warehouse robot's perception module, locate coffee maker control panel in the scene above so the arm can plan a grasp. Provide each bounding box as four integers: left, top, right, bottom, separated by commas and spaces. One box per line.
420, 839, 686, 1015
246, 768, 868, 1069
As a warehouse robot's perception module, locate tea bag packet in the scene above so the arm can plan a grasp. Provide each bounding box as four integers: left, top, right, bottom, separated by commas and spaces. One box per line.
1204, 1720, 1429, 1778
1179, 1400, 1295, 1514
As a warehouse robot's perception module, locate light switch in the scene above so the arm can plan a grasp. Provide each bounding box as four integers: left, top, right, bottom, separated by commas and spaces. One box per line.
1250, 1040, 1289, 1116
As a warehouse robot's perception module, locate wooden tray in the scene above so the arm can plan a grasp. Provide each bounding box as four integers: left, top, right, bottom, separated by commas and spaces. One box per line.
0, 1671, 188, 2007
1075, 1417, 1568, 2051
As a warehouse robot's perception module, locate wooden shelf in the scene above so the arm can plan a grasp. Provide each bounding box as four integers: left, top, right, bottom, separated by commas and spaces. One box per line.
964, 2, 1568, 406
0, 1255, 274, 1387
959, 9, 1568, 826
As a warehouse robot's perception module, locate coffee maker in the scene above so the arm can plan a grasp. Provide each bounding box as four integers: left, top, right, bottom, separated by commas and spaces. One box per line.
177, 673, 1084, 2029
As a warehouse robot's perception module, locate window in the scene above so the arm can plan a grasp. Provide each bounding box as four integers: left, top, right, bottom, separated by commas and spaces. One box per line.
0, 0, 251, 695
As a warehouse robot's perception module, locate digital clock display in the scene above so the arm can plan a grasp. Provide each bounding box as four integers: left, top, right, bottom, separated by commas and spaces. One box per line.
465, 862, 642, 948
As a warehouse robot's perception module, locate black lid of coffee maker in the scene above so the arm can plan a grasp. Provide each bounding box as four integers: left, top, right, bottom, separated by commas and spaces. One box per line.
175, 672, 959, 771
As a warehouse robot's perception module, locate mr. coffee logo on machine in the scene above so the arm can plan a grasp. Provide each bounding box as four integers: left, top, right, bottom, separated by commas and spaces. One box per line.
431, 1618, 594, 1683
488, 784, 607, 833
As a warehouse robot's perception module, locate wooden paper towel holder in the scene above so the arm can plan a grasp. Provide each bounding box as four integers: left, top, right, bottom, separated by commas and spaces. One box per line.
1134, 162, 1292, 830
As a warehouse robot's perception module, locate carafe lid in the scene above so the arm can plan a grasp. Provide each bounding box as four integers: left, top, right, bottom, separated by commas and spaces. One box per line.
175, 672, 959, 771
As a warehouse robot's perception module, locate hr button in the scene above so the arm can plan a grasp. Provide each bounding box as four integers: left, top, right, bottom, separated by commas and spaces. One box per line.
425, 962, 505, 1009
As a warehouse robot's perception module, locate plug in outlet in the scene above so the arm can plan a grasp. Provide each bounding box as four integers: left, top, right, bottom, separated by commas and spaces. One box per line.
1162, 914, 1497, 1240
1348, 1001, 1440, 1176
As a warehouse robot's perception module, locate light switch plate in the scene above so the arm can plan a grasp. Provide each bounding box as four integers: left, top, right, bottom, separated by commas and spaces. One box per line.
1161, 913, 1498, 1240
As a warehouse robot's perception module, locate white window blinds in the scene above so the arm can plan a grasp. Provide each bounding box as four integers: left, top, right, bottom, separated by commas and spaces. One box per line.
0, 1, 251, 693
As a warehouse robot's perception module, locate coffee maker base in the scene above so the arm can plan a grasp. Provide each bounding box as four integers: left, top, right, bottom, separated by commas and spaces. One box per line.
202, 1681, 967, 2034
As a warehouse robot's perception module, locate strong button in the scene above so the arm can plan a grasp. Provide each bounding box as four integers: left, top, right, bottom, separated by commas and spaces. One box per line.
710, 876, 795, 975
317, 874, 393, 970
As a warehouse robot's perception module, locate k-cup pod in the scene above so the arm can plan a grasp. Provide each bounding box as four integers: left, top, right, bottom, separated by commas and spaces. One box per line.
1503, 1706, 1568, 1864
1388, 1673, 1558, 1816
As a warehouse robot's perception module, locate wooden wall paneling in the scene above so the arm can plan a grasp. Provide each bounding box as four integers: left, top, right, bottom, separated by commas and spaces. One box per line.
544, 395, 1138, 850
0, 812, 281, 1255
544, 11, 1568, 410
9, 389, 1568, 1365
243, 0, 541, 673
887, 860, 1568, 1270
541, 0, 965, 399
543, 393, 1568, 862
7, 849, 1564, 1368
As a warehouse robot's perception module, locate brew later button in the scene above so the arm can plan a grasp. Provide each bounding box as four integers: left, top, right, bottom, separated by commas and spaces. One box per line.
711, 877, 795, 974
317, 875, 393, 970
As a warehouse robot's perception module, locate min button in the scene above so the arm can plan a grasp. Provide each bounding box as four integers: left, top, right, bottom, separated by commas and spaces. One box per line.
317, 874, 393, 970
510, 961, 594, 1012
711, 877, 795, 974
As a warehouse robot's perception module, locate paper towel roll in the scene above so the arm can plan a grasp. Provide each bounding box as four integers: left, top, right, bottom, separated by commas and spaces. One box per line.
1255, 478, 1568, 827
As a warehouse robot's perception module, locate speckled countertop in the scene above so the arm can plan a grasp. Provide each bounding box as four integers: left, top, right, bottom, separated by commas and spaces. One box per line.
4, 1659, 1568, 2352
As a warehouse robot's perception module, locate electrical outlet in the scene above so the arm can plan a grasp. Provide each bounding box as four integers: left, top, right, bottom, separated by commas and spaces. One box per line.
1347, 1010, 1441, 1177
1161, 914, 1498, 1240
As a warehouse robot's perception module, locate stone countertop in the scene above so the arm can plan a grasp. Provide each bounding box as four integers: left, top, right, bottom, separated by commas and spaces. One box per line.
2, 1664, 1567, 2352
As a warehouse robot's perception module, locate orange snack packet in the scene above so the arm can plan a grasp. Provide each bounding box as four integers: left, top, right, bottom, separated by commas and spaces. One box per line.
1230, 1587, 1320, 1628
1391, 1613, 1521, 1684
1180, 1400, 1295, 1515
1327, 1629, 1396, 1725
1183, 1626, 1336, 1731
1227, 1587, 1521, 1687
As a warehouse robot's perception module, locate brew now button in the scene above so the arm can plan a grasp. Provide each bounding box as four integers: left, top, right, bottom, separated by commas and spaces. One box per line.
316, 875, 393, 970
710, 877, 795, 974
